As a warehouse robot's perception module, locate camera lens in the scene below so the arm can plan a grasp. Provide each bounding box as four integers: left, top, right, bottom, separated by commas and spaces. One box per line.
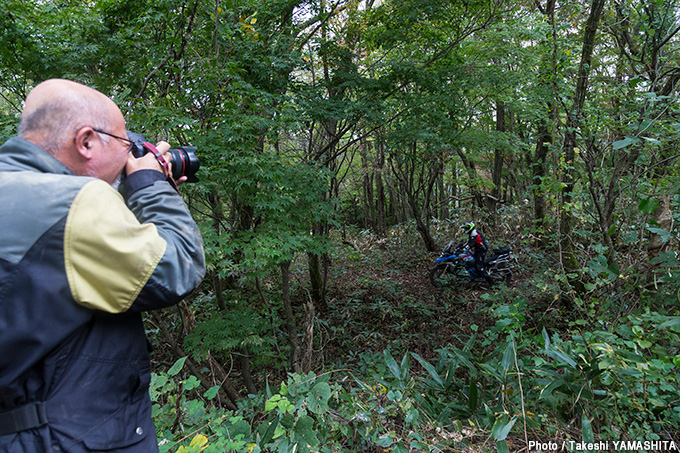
169, 146, 200, 182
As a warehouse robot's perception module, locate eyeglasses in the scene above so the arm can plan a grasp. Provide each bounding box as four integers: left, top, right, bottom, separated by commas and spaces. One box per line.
92, 128, 135, 153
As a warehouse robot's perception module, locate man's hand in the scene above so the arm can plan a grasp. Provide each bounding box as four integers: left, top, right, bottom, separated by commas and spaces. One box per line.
125, 141, 170, 176
125, 141, 187, 184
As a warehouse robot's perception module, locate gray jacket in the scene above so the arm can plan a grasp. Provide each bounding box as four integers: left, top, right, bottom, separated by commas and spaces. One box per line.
0, 137, 205, 452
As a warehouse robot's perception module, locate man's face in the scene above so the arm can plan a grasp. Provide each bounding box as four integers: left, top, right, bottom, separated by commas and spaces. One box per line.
88, 110, 130, 185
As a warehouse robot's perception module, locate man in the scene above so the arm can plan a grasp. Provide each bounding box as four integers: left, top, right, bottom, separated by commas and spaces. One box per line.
461, 221, 489, 275
0, 79, 205, 452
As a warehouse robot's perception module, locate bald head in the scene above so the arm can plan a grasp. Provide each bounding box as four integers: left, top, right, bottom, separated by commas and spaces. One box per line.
19, 79, 121, 156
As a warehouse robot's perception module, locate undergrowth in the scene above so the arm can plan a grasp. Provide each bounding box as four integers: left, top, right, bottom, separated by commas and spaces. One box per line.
149, 222, 680, 452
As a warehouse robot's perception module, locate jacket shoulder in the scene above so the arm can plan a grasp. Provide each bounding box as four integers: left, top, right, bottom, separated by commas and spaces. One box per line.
0, 172, 94, 264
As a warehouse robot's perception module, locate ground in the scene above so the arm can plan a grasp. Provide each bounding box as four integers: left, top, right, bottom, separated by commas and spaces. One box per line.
323, 240, 532, 365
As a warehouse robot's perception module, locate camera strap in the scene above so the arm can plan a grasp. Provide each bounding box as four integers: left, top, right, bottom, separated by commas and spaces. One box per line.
142, 142, 180, 194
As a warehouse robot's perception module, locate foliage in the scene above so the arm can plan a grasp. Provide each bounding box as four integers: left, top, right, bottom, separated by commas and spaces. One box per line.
3, 0, 680, 450
151, 308, 680, 451
183, 300, 278, 366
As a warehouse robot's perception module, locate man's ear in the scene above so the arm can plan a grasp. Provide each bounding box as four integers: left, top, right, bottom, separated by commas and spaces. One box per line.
73, 127, 96, 159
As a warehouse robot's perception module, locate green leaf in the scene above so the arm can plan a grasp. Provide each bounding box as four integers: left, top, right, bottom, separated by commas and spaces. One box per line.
492, 415, 516, 441
405, 409, 420, 425
641, 136, 661, 145
484, 403, 495, 424
468, 380, 478, 412
540, 379, 565, 399
542, 328, 551, 349
582, 413, 595, 446
612, 136, 638, 149
658, 318, 680, 331
638, 197, 659, 214
260, 416, 279, 446
501, 338, 516, 377
543, 329, 577, 368
392, 443, 409, 453
168, 356, 188, 376
606, 224, 617, 236
607, 260, 621, 276
450, 348, 477, 376
265, 394, 281, 412
307, 382, 331, 414
204, 385, 220, 400
497, 440, 510, 453
384, 350, 401, 379
292, 415, 320, 448
411, 353, 444, 386
399, 353, 410, 380
646, 227, 671, 243
376, 434, 394, 447
182, 375, 200, 391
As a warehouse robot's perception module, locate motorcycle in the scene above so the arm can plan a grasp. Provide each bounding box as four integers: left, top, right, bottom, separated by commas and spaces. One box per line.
429, 241, 514, 288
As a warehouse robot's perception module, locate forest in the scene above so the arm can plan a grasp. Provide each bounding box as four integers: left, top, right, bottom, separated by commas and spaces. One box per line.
1, 0, 680, 451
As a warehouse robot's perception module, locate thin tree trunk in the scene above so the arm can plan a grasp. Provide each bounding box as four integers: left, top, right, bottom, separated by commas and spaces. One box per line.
489, 99, 506, 212
300, 298, 315, 373
532, 0, 557, 245
208, 191, 227, 310
360, 139, 374, 229
307, 246, 328, 314
280, 260, 300, 371
455, 148, 483, 208
149, 311, 240, 410
239, 346, 257, 395
532, 118, 552, 244
375, 139, 387, 236
437, 170, 447, 220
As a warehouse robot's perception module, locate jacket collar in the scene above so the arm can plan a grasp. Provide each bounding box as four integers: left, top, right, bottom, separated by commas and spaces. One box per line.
0, 136, 74, 176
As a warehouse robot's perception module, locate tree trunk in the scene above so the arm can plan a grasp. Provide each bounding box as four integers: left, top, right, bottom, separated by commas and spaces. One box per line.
300, 299, 315, 373
406, 162, 441, 252
280, 260, 300, 371
531, 0, 557, 244
455, 148, 484, 208
307, 240, 328, 315
208, 191, 227, 310
489, 99, 506, 212
560, 0, 607, 295
412, 204, 438, 251
239, 346, 258, 395
532, 118, 552, 245
437, 169, 447, 220
388, 184, 399, 223
360, 138, 375, 229
374, 138, 388, 236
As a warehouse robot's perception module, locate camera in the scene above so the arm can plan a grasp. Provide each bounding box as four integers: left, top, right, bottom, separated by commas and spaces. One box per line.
126, 131, 200, 182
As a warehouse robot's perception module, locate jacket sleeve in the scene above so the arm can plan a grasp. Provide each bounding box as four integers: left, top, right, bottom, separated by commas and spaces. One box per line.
124, 173, 206, 312
64, 174, 205, 313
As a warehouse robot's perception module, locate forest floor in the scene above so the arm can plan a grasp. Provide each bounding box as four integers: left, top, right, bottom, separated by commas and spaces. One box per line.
320, 233, 565, 369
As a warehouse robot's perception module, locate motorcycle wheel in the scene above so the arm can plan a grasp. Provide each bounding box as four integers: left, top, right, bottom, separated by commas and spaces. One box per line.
490, 269, 513, 284
429, 264, 460, 288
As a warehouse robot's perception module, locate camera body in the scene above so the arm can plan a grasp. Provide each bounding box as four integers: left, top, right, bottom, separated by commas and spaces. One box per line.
126, 131, 200, 182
